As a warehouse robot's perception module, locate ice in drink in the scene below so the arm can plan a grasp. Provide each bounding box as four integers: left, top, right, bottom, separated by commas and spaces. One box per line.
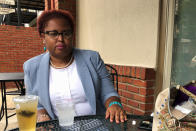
55, 98, 75, 127
56, 104, 75, 126
13, 95, 38, 131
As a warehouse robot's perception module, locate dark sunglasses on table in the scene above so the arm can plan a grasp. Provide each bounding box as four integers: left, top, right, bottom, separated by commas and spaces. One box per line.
42, 30, 73, 39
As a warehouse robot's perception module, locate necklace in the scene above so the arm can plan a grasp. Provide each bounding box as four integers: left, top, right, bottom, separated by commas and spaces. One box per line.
50, 56, 73, 69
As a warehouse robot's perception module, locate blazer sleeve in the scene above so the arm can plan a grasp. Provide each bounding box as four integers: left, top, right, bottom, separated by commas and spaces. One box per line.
92, 52, 119, 105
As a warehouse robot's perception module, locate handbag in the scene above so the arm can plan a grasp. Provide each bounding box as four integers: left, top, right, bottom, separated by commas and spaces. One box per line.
153, 80, 196, 131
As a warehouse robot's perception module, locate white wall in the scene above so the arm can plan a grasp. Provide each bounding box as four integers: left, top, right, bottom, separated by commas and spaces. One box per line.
77, 0, 160, 68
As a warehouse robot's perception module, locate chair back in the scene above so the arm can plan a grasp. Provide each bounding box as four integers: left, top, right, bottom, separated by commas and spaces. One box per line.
105, 64, 118, 93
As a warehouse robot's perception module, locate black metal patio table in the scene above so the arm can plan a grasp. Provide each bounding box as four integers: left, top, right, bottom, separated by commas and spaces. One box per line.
9, 115, 152, 131
0, 73, 24, 131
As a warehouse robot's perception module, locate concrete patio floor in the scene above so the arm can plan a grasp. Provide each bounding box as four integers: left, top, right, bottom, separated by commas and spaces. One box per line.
0, 89, 19, 131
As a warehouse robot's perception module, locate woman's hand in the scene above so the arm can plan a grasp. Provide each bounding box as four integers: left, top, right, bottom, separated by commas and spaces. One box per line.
105, 96, 127, 123
105, 104, 127, 123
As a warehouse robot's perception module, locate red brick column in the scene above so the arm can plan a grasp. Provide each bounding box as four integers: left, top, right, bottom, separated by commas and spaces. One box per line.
108, 64, 156, 115
45, 0, 51, 10
45, 0, 76, 18
45, 0, 56, 10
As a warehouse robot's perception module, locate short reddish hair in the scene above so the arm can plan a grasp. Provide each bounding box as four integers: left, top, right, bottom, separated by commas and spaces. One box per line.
37, 9, 75, 36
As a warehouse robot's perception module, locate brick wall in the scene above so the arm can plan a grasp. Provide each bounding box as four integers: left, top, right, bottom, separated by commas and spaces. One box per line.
0, 25, 43, 72
107, 64, 156, 115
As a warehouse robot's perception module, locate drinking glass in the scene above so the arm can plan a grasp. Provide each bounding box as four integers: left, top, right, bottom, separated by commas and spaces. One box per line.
13, 95, 38, 131
55, 97, 75, 127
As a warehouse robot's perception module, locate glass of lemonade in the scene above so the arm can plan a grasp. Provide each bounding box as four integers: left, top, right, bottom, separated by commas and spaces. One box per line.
13, 95, 38, 131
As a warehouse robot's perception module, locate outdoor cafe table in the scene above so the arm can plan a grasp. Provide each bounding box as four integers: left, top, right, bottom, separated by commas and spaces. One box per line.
0, 73, 24, 131
9, 115, 152, 131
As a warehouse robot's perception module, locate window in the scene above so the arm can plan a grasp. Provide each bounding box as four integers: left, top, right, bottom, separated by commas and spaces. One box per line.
170, 0, 196, 86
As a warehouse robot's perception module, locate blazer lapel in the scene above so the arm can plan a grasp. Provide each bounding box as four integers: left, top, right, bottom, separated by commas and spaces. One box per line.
37, 53, 55, 118
73, 50, 96, 114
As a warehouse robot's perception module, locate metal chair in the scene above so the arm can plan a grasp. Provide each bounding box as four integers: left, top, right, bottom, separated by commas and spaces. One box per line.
105, 64, 118, 93
0, 72, 24, 130
6, 81, 25, 96
5, 81, 25, 114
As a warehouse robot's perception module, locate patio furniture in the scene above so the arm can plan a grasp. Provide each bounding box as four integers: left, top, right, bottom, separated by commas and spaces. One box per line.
0, 73, 24, 131
9, 114, 152, 131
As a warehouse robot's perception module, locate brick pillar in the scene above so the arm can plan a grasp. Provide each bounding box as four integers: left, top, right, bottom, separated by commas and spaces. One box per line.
45, 0, 51, 10
54, 0, 58, 9
44, 0, 76, 18
45, 0, 57, 10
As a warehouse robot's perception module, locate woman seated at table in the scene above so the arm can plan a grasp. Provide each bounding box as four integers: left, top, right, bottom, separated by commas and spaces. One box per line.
23, 9, 127, 123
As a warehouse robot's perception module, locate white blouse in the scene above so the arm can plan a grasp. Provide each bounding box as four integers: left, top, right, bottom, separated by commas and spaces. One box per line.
49, 60, 93, 117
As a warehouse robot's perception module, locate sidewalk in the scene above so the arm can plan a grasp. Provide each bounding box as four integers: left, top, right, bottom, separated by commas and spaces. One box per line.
0, 89, 18, 131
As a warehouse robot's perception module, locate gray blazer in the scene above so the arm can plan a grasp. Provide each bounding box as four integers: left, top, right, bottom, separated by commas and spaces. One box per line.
23, 48, 119, 119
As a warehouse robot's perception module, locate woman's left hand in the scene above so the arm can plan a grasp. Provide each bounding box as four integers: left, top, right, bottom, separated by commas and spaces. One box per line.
105, 104, 127, 123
